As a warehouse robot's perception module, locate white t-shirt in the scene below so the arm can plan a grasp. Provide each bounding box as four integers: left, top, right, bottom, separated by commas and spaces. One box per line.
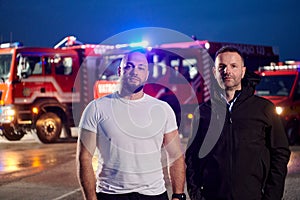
79, 92, 178, 195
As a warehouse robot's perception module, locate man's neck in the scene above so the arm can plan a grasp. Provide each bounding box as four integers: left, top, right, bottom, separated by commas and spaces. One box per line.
118, 89, 144, 100
225, 90, 235, 102
225, 87, 241, 102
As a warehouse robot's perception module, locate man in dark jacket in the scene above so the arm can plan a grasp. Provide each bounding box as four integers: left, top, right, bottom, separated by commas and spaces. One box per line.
185, 46, 290, 200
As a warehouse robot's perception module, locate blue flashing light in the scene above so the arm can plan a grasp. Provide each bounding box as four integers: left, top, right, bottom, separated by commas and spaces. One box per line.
0, 42, 23, 48
129, 41, 149, 48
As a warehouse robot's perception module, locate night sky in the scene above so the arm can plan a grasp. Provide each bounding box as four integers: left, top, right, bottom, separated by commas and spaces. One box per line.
0, 0, 299, 61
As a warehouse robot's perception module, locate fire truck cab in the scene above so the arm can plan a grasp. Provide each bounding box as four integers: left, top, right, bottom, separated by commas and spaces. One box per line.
255, 62, 300, 145
0, 42, 81, 143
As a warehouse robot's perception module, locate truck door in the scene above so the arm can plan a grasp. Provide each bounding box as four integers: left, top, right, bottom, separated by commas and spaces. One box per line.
15, 55, 44, 104
51, 55, 80, 105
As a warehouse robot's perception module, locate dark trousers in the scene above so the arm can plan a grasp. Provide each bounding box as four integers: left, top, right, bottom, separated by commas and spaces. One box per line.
96, 191, 169, 200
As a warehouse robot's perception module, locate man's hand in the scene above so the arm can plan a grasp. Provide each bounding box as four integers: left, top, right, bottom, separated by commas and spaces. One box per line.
163, 130, 186, 195
76, 128, 97, 200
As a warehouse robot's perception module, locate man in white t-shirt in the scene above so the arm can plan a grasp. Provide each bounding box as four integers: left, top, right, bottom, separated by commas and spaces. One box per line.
77, 50, 186, 200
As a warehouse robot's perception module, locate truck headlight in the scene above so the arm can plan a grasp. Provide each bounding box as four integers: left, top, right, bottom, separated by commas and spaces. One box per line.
275, 106, 284, 115
4, 108, 15, 116
0, 106, 16, 123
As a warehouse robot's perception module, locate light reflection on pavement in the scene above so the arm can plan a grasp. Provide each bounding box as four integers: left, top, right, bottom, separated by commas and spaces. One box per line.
0, 140, 76, 185
287, 146, 300, 174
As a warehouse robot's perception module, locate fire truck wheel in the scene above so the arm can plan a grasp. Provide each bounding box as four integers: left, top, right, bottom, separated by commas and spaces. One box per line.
287, 125, 298, 146
36, 112, 62, 143
2, 124, 25, 141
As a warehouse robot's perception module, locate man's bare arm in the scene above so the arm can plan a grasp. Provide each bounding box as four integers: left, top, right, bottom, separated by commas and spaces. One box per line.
163, 130, 186, 198
76, 128, 97, 200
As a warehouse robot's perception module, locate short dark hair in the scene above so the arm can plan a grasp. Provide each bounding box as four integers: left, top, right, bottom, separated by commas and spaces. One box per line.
215, 46, 244, 64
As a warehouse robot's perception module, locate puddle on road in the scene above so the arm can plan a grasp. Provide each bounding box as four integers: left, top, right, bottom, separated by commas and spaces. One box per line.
0, 142, 76, 178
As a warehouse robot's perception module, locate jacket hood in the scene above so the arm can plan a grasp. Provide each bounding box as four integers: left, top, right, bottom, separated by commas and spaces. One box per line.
242, 69, 261, 89
236, 69, 261, 102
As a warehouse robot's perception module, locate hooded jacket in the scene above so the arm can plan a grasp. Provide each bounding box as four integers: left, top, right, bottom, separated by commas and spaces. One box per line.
185, 70, 290, 200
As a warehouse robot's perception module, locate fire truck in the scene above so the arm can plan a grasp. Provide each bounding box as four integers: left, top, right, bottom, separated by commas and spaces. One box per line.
0, 37, 154, 143
0, 42, 82, 143
255, 61, 300, 145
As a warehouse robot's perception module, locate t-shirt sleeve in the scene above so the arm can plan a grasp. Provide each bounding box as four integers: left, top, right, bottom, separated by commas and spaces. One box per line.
79, 100, 98, 133
163, 102, 178, 134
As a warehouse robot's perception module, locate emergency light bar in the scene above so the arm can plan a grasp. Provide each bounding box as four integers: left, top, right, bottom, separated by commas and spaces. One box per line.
129, 41, 149, 48
258, 64, 300, 72
0, 42, 22, 48
159, 40, 209, 49
115, 41, 149, 49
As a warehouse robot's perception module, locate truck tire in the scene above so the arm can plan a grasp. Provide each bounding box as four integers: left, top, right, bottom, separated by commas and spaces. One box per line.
36, 112, 62, 143
287, 125, 298, 146
2, 124, 25, 141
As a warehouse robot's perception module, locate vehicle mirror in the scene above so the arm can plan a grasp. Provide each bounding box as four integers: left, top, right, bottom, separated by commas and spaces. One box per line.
21, 72, 29, 79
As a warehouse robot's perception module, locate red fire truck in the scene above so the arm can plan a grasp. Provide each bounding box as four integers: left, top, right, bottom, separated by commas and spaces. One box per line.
255, 61, 300, 145
0, 42, 83, 143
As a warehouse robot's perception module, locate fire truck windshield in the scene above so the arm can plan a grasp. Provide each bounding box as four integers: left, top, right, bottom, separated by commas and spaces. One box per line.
256, 75, 295, 96
0, 54, 12, 81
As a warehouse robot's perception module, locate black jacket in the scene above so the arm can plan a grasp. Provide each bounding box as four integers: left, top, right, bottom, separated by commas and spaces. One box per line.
185, 71, 290, 200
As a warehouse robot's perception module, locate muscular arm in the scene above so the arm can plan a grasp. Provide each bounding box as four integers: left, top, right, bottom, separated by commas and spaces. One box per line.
163, 130, 186, 199
76, 128, 97, 200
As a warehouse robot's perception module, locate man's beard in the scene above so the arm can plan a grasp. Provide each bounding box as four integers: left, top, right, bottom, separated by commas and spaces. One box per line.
125, 82, 144, 94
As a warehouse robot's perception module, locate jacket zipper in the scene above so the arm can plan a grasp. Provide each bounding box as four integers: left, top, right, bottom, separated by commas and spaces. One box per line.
227, 94, 239, 196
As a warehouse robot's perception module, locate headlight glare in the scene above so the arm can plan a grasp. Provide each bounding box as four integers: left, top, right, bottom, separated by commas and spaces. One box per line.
275, 106, 284, 115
